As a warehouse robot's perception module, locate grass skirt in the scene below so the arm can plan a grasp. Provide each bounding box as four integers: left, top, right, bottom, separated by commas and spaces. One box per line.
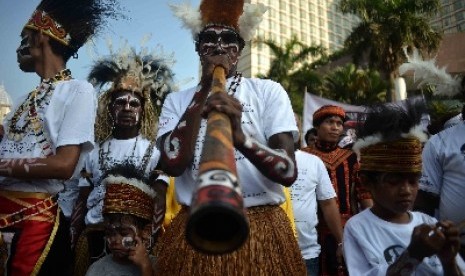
154, 205, 306, 275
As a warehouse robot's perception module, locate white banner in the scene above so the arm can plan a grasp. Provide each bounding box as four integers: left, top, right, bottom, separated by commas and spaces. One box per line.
302, 93, 365, 135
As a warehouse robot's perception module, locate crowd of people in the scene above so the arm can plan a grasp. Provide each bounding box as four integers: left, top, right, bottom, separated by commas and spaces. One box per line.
1, 0, 465, 275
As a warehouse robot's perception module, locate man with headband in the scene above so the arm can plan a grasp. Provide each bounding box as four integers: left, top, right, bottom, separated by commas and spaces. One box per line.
0, 0, 120, 274
303, 105, 372, 275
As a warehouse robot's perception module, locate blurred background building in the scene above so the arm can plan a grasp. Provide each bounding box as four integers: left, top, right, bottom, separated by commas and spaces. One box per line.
237, 0, 358, 78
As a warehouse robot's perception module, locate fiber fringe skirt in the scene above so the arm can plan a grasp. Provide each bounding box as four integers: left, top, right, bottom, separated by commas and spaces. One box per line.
154, 205, 306, 275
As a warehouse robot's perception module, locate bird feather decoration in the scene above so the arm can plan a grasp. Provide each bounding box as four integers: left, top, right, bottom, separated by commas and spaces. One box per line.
399, 47, 461, 97
238, 3, 268, 41
168, 2, 203, 38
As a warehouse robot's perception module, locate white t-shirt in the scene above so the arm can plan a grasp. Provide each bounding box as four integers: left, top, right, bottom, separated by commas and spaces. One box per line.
79, 135, 160, 225
157, 77, 298, 207
344, 209, 465, 275
420, 122, 465, 243
58, 178, 80, 218
0, 79, 95, 194
290, 150, 336, 259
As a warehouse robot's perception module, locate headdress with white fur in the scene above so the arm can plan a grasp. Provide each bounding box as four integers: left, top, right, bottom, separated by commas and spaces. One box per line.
88, 39, 176, 143
399, 47, 463, 97
352, 100, 428, 173
102, 163, 156, 221
169, 0, 268, 42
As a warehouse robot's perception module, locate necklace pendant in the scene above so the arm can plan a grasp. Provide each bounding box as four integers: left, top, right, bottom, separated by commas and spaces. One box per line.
14, 133, 23, 142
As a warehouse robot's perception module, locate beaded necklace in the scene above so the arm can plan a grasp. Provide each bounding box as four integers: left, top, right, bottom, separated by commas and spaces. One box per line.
98, 136, 139, 171
7, 69, 72, 156
227, 71, 242, 96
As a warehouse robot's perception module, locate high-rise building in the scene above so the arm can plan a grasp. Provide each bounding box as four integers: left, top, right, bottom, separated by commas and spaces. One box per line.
431, 0, 465, 34
237, 0, 358, 78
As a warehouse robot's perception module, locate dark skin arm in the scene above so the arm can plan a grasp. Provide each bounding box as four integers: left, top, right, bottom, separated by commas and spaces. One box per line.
149, 175, 168, 240
159, 55, 297, 185
387, 221, 463, 276
0, 145, 81, 179
319, 198, 344, 265
70, 185, 91, 249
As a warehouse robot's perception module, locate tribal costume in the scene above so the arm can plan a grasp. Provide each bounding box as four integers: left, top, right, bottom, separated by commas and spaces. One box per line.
155, 0, 305, 275
73, 43, 174, 276
86, 164, 157, 275
0, 1, 119, 275
302, 105, 371, 276
344, 101, 465, 275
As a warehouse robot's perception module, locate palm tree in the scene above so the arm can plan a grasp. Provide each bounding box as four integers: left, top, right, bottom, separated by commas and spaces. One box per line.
323, 63, 387, 105
255, 35, 326, 114
339, 0, 442, 102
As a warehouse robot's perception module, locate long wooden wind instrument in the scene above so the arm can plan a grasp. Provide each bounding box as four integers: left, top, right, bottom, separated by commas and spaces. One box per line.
186, 66, 249, 254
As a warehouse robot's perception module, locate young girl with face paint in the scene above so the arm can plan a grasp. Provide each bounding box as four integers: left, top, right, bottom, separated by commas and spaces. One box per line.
70, 45, 175, 275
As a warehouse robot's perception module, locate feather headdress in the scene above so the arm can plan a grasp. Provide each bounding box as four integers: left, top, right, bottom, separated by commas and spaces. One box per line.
102, 162, 156, 221
88, 39, 176, 142
399, 47, 462, 97
352, 100, 428, 173
169, 0, 268, 42
24, 0, 122, 50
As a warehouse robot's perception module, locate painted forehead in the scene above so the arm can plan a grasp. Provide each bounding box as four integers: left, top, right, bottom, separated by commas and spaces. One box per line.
201, 26, 237, 34
112, 91, 142, 101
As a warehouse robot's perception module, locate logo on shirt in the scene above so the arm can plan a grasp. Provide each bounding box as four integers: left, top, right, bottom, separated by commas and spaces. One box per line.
384, 245, 404, 264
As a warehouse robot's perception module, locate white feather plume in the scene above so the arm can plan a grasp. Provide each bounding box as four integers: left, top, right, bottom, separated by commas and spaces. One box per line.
352, 124, 427, 160
103, 175, 157, 198
169, 2, 202, 38
401, 124, 428, 143
238, 3, 268, 41
352, 133, 383, 159
399, 47, 461, 97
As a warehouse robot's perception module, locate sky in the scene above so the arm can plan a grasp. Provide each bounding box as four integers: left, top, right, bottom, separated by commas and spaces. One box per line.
0, 0, 201, 104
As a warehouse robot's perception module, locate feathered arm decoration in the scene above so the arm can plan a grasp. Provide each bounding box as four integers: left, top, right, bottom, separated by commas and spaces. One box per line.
399, 47, 461, 97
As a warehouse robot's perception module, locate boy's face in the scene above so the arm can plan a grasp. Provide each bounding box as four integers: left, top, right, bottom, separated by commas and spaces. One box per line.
367, 172, 420, 220
104, 220, 138, 260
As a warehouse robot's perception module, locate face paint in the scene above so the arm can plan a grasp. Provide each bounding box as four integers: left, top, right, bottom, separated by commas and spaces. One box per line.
110, 92, 143, 128
198, 27, 240, 64
16, 29, 35, 72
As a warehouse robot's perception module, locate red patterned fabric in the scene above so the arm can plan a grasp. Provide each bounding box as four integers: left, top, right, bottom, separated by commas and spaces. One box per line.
0, 192, 58, 276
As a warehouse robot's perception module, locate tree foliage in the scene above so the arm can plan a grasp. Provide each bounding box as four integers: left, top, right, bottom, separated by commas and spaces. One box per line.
339, 0, 442, 101
255, 35, 326, 114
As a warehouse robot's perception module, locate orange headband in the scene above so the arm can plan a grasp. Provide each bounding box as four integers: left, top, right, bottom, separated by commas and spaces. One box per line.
313, 105, 346, 124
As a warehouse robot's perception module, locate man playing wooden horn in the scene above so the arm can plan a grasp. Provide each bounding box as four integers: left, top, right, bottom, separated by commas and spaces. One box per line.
154, 0, 306, 275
